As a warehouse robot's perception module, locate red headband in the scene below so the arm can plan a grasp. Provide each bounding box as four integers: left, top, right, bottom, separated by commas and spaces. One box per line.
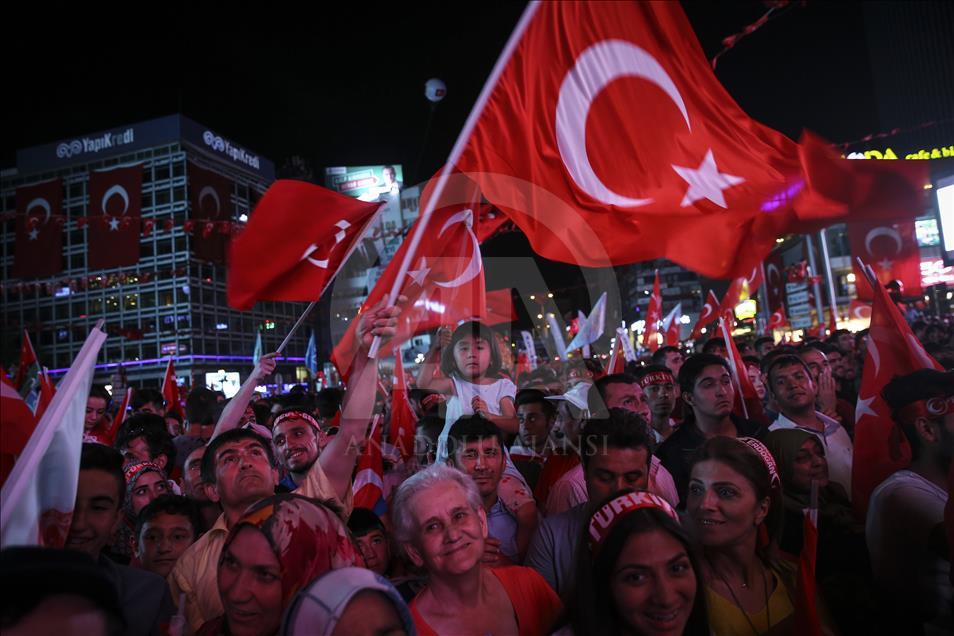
273, 410, 320, 431
639, 371, 674, 388
737, 437, 780, 489
588, 491, 679, 555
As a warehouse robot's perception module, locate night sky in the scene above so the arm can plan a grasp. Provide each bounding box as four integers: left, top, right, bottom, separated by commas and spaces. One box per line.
6, 2, 879, 177
4, 1, 896, 315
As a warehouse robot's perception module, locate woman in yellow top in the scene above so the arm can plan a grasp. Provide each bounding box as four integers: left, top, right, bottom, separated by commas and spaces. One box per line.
685, 436, 796, 635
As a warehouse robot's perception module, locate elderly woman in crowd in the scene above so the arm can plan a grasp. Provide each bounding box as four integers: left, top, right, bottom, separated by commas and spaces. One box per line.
392, 464, 562, 636
197, 494, 361, 636
564, 490, 709, 635
282, 567, 416, 636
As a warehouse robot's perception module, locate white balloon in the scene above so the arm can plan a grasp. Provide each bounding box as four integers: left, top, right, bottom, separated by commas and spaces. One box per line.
425, 78, 447, 103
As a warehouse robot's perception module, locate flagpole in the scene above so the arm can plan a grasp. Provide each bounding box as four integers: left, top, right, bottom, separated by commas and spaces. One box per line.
818, 229, 840, 331
1, 320, 106, 535
276, 301, 317, 355
367, 0, 542, 359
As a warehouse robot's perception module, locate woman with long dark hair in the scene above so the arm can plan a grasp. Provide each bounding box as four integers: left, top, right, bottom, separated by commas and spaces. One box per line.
565, 491, 709, 635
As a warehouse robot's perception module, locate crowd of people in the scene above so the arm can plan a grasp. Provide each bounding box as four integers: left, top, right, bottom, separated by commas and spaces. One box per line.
2, 302, 952, 636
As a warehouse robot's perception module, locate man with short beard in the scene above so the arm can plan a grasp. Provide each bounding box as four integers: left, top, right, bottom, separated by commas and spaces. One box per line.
271, 409, 324, 490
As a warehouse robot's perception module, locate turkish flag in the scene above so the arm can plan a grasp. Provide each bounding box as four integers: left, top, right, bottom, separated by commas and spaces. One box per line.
768, 303, 790, 330
1, 374, 37, 488
453, 1, 927, 280
765, 252, 786, 311
663, 303, 682, 346
13, 330, 39, 397
717, 277, 745, 325
642, 271, 662, 351
189, 163, 233, 264
332, 185, 495, 376
387, 356, 418, 463
13, 180, 63, 278
353, 417, 387, 517
848, 299, 871, 322
690, 289, 720, 339
34, 369, 56, 421
161, 358, 184, 419
88, 165, 142, 270
852, 275, 942, 518
794, 508, 823, 636
720, 318, 765, 424
227, 180, 385, 310
847, 219, 922, 301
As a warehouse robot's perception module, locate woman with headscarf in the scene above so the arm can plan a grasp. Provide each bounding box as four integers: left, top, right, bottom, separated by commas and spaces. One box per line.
197, 494, 362, 636
282, 567, 416, 636
764, 428, 874, 632
110, 461, 173, 563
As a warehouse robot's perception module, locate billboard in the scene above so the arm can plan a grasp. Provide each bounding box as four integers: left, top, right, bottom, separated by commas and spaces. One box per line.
936, 175, 954, 266
325, 165, 405, 269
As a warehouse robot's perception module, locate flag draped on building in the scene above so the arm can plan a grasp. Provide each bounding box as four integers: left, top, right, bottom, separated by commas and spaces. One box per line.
846, 218, 922, 301
450, 1, 926, 280
1, 323, 107, 548
188, 163, 233, 264
88, 164, 143, 270
852, 268, 942, 517
227, 180, 386, 310
13, 180, 64, 279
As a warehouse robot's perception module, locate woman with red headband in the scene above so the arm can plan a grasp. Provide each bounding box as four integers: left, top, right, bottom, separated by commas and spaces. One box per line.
564, 490, 709, 635
685, 436, 804, 635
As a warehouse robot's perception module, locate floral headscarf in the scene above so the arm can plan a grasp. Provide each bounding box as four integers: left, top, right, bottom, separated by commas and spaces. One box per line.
222, 494, 363, 607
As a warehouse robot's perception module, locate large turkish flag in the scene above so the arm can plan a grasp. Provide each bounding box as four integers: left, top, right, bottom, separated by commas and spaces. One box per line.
454, 1, 927, 279
846, 219, 922, 300
13, 180, 63, 279
189, 163, 233, 264
88, 165, 142, 270
227, 180, 384, 310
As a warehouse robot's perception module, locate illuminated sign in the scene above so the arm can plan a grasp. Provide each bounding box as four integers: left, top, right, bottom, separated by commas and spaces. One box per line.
921, 259, 954, 286
734, 299, 757, 320
845, 145, 953, 160
915, 219, 940, 246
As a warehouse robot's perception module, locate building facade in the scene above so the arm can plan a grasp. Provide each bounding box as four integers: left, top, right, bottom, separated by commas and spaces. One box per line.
1, 115, 311, 392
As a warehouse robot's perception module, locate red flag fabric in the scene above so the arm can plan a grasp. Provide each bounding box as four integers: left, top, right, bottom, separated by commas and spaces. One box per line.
113, 387, 132, 431
720, 318, 765, 423
848, 299, 872, 322
484, 288, 517, 326
794, 508, 823, 636
13, 180, 63, 278
690, 290, 721, 339
88, 165, 142, 270
718, 278, 745, 325
227, 180, 385, 310
664, 303, 682, 347
388, 356, 418, 463
13, 330, 39, 397
1, 374, 37, 488
608, 337, 626, 375
161, 359, 184, 419
765, 253, 785, 311
332, 188, 496, 376
768, 303, 790, 330
35, 369, 56, 420
353, 417, 387, 517
642, 271, 662, 352
189, 163, 233, 264
847, 219, 922, 301
453, 1, 928, 279
852, 274, 942, 517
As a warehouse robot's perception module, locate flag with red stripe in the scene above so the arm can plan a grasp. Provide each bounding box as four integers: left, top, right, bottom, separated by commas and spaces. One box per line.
353, 416, 387, 517
388, 356, 418, 462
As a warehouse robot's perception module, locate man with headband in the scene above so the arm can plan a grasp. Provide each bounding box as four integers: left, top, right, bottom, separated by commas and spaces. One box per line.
867, 369, 953, 633
272, 409, 326, 492
637, 365, 679, 444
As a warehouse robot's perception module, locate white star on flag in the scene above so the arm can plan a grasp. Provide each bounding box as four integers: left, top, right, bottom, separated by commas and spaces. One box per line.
406, 258, 430, 287
855, 395, 877, 423
108, 217, 120, 231
672, 149, 745, 208
28, 228, 39, 240
877, 258, 893, 272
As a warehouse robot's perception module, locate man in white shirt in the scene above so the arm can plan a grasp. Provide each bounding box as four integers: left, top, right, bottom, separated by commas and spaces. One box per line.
867, 369, 952, 634
765, 353, 853, 496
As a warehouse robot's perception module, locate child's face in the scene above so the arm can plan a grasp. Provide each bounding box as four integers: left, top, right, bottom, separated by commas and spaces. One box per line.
453, 335, 491, 379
